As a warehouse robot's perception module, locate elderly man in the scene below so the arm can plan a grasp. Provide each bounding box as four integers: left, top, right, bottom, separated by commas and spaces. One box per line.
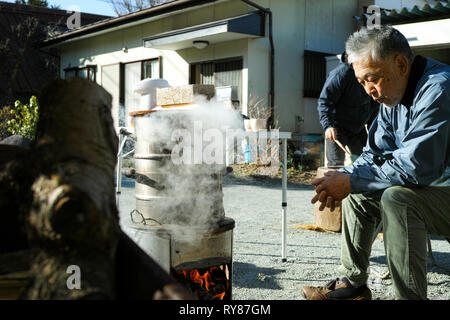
303, 26, 450, 300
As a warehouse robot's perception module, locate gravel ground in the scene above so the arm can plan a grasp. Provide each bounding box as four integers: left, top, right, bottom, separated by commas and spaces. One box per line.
117, 174, 450, 300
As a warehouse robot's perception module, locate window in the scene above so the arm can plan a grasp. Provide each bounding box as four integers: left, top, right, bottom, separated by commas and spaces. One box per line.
119, 57, 162, 127
303, 50, 335, 98
142, 58, 161, 80
190, 57, 243, 106
64, 65, 97, 82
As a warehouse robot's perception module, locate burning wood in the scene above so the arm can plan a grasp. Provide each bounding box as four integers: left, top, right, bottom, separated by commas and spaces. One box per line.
173, 264, 230, 300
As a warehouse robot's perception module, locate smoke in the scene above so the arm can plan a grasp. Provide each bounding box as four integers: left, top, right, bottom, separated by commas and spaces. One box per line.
132, 96, 244, 241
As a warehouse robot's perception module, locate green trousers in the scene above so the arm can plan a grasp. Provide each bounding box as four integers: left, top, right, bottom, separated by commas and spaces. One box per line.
338, 186, 450, 300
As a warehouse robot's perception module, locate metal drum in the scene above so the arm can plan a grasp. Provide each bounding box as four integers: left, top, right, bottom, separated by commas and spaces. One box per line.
132, 109, 226, 226
128, 217, 235, 274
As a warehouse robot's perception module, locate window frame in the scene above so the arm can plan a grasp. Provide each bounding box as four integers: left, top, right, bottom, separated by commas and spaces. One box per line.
141, 57, 163, 80
189, 56, 243, 106
119, 56, 163, 104
189, 56, 243, 85
64, 65, 97, 81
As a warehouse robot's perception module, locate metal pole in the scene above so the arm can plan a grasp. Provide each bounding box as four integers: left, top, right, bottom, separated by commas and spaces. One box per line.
281, 137, 288, 262
116, 134, 124, 194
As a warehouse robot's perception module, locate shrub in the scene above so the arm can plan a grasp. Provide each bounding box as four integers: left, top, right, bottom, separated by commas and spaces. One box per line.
0, 106, 14, 141
7, 96, 39, 140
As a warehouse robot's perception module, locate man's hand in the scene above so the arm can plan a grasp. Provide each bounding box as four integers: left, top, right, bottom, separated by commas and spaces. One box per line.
325, 127, 338, 141
311, 171, 351, 211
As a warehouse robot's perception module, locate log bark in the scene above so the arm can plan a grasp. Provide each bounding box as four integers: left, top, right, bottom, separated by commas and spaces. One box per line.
0, 145, 32, 254
0, 79, 194, 300
22, 78, 120, 299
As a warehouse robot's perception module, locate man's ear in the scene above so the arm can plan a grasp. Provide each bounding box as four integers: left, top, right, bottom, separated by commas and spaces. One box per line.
394, 54, 409, 76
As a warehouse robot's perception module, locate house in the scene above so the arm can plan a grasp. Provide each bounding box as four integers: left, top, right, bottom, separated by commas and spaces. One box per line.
0, 1, 111, 107
38, 0, 450, 140
38, 0, 360, 138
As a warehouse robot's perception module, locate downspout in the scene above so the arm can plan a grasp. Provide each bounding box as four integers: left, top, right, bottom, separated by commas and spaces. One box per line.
240, 0, 275, 129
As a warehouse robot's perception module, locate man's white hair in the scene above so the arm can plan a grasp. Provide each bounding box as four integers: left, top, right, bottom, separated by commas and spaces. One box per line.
345, 25, 414, 65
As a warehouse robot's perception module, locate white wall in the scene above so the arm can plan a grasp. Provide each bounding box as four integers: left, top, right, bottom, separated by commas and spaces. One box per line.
272, 0, 306, 133
302, 0, 358, 134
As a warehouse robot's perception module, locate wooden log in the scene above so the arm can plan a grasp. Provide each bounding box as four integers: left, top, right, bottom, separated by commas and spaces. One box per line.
15, 79, 194, 300
0, 271, 29, 300
22, 78, 120, 299
0, 145, 32, 255
314, 166, 343, 232
0, 250, 32, 300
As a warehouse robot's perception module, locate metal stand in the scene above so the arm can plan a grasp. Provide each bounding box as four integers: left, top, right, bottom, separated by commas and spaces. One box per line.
281, 137, 288, 262
116, 127, 136, 194
233, 131, 291, 261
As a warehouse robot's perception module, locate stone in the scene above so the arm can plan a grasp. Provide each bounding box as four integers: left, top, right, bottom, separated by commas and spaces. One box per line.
0, 135, 32, 149
156, 84, 215, 106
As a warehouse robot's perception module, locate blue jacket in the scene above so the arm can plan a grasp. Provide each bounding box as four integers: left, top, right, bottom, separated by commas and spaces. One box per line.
340, 56, 450, 195
317, 63, 379, 134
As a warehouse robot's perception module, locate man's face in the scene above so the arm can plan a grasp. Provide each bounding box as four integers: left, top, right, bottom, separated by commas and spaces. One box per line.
352, 54, 410, 107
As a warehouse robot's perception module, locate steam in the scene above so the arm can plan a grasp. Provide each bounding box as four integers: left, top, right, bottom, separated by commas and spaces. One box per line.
133, 96, 244, 241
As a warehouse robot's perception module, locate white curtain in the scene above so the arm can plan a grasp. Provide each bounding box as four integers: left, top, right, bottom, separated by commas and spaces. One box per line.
124, 62, 141, 127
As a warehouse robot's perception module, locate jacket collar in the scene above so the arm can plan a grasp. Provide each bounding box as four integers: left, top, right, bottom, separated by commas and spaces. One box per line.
400, 55, 427, 108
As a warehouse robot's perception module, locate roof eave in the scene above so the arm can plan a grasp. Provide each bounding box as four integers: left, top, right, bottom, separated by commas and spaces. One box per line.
39, 0, 222, 48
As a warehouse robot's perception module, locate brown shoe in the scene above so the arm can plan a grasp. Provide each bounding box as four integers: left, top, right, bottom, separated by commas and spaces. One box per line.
302, 277, 372, 300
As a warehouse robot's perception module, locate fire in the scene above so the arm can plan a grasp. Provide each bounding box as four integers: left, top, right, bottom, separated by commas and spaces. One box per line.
213, 291, 225, 300
189, 269, 213, 291
175, 265, 228, 300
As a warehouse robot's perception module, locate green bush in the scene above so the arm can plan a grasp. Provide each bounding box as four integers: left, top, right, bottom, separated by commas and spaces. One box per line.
0, 106, 14, 141
7, 96, 39, 140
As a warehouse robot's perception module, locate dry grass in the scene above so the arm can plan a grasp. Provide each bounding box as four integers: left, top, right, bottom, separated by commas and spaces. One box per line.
231, 163, 317, 185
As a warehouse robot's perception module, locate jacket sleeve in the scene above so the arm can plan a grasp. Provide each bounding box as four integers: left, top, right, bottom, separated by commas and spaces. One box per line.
340, 83, 450, 194
317, 67, 350, 130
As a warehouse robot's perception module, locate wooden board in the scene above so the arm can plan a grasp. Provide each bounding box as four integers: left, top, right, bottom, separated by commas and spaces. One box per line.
0, 271, 29, 300
129, 104, 194, 116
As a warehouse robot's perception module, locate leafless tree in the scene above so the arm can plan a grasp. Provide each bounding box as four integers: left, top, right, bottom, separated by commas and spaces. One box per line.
0, 15, 59, 107
105, 0, 173, 16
